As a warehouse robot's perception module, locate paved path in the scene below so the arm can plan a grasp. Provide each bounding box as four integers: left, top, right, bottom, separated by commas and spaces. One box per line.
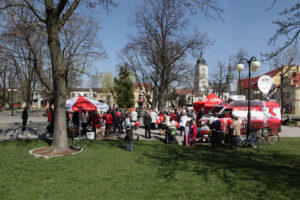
0, 111, 299, 139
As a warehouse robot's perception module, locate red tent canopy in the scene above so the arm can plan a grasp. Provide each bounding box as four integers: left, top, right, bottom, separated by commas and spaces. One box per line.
193, 93, 223, 113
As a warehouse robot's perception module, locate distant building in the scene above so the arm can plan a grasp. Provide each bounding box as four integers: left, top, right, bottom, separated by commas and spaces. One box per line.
239, 65, 300, 115
31, 89, 45, 109
133, 83, 153, 109
69, 88, 116, 107
194, 53, 209, 93
279, 72, 300, 115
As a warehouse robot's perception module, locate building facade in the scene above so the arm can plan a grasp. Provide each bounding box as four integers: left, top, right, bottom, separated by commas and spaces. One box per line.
239, 65, 300, 115
133, 83, 153, 109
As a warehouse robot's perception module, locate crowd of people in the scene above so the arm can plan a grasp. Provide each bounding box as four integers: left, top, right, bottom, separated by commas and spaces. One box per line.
44, 106, 242, 151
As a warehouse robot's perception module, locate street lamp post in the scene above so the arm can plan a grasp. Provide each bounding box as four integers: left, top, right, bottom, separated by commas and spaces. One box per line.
236, 57, 260, 137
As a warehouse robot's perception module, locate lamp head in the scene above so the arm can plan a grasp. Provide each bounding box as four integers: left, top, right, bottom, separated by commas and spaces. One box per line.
236, 63, 244, 72
251, 60, 260, 72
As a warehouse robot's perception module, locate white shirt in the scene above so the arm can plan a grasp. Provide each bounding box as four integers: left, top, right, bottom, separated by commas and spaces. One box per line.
180, 115, 188, 127
131, 111, 138, 121
150, 111, 157, 123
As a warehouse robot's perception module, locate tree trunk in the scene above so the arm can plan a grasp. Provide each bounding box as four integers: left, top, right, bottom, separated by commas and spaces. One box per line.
280, 76, 284, 118
46, 13, 69, 153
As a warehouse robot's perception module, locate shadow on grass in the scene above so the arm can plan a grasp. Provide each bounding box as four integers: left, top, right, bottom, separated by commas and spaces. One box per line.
136, 142, 300, 199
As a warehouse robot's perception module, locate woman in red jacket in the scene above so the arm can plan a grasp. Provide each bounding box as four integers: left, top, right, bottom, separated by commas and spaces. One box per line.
105, 111, 113, 137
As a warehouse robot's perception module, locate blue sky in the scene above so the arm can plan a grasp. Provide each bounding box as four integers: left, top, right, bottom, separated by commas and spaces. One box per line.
84, 0, 298, 86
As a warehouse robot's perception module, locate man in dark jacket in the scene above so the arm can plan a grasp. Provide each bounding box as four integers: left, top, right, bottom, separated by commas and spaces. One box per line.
209, 112, 222, 148
22, 106, 29, 131
143, 110, 152, 138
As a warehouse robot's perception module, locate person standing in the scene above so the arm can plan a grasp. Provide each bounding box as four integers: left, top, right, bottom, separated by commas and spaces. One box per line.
191, 120, 198, 147
170, 110, 178, 122
150, 110, 157, 130
143, 110, 152, 138
179, 111, 188, 136
125, 127, 134, 151
105, 111, 113, 137
131, 109, 138, 130
184, 120, 191, 146
230, 116, 241, 149
209, 113, 222, 148
81, 111, 88, 134
22, 106, 29, 131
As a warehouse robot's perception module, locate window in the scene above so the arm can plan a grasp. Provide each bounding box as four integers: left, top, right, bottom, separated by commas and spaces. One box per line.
287, 92, 290, 98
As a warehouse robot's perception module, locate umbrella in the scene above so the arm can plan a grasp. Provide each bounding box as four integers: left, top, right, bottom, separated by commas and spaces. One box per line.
66, 96, 109, 112
193, 93, 223, 113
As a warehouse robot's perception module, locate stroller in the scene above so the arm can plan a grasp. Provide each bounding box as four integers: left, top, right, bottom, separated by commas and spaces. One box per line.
165, 126, 177, 144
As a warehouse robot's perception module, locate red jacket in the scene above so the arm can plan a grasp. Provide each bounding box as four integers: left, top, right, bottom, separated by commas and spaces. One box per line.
105, 113, 113, 124
48, 110, 52, 122
170, 113, 178, 122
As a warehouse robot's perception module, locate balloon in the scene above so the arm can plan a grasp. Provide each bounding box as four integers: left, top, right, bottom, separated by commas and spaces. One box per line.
131, 122, 135, 127
130, 108, 133, 112
175, 122, 179, 128
159, 116, 164, 122
135, 121, 140, 127
227, 118, 233, 125
156, 119, 161, 125
117, 112, 121, 117
166, 122, 171, 127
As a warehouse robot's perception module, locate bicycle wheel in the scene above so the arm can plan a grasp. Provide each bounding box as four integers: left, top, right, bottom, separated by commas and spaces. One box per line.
5, 130, 17, 141
266, 133, 279, 145
251, 136, 264, 149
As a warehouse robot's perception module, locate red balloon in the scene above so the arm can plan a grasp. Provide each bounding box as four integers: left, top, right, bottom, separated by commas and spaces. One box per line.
159, 116, 164, 122
156, 119, 161, 125
175, 122, 179, 128
227, 118, 233, 125
117, 112, 121, 117
135, 121, 140, 127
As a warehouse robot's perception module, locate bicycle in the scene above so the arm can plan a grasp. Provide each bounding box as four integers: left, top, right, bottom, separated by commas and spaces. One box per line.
239, 129, 264, 149
1, 121, 38, 142
260, 128, 279, 145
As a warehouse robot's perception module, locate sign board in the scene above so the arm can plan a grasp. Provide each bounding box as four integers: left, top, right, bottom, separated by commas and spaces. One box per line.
258, 75, 274, 94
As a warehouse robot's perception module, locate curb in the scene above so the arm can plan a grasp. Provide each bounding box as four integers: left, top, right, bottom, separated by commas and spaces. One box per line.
29, 147, 83, 159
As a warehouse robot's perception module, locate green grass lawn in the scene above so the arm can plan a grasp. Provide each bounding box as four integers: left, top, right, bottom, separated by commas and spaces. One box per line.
0, 138, 300, 200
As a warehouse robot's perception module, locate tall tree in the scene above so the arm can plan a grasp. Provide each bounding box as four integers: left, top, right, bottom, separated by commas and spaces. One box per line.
212, 61, 227, 98
269, 47, 299, 115
99, 72, 115, 105
267, 2, 300, 58
122, 0, 216, 109
230, 48, 249, 95
0, 0, 114, 153
115, 63, 134, 108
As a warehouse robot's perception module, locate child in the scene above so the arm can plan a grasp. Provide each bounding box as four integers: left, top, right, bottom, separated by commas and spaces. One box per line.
125, 127, 134, 151
184, 119, 191, 146
191, 120, 198, 147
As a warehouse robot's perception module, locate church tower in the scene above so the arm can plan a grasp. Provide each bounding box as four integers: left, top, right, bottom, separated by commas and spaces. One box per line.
194, 53, 209, 92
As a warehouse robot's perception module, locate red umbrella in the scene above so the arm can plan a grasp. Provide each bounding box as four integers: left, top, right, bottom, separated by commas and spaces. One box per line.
193, 93, 223, 112
66, 96, 108, 112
